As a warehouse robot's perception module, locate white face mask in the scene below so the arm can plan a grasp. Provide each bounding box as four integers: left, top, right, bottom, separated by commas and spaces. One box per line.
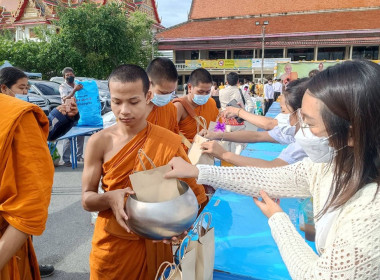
294, 127, 335, 163
275, 113, 296, 136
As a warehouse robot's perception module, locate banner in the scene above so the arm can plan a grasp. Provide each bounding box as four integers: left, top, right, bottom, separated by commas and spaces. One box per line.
185, 59, 252, 70
252, 58, 291, 68
274, 61, 341, 80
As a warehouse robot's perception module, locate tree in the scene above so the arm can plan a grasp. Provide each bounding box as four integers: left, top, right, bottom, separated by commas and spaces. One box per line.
0, 2, 156, 79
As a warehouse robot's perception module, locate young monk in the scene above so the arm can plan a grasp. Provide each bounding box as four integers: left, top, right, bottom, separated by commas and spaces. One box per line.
0, 68, 54, 279
145, 57, 179, 133
173, 68, 219, 143
81, 64, 207, 280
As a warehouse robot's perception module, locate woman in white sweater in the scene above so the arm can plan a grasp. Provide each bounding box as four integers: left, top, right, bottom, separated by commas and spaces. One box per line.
166, 60, 380, 279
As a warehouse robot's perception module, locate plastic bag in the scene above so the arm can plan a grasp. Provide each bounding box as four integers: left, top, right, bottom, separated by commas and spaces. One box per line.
75, 80, 103, 126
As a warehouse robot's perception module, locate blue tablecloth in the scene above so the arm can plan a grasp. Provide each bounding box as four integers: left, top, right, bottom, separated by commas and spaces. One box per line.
206, 102, 316, 279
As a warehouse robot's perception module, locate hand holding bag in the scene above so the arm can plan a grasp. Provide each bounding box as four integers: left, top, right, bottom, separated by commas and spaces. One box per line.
188, 117, 214, 165
129, 149, 180, 202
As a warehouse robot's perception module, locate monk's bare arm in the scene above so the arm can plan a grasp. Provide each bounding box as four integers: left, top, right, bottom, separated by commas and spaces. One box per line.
173, 102, 185, 123
0, 225, 28, 270
81, 133, 110, 212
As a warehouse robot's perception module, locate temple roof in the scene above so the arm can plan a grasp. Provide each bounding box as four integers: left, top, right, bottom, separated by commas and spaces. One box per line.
156, 9, 380, 41
189, 0, 380, 20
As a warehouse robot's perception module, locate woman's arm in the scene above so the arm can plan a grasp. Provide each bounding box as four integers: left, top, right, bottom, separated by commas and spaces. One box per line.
0, 225, 29, 270
166, 157, 312, 198
223, 107, 278, 130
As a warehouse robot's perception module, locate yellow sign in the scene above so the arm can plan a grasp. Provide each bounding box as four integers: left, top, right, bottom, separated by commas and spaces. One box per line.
185, 59, 252, 69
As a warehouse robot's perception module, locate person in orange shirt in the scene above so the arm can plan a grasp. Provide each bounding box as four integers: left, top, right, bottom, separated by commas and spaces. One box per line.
81, 64, 206, 280
173, 68, 219, 143
0, 68, 54, 279
145, 58, 179, 133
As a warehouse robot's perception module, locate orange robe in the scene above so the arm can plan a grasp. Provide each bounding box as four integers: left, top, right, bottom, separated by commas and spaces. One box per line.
0, 95, 54, 280
177, 98, 219, 142
90, 123, 206, 280
146, 103, 179, 134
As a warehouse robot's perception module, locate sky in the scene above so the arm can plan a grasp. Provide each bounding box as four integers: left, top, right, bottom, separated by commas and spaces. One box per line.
156, 0, 193, 28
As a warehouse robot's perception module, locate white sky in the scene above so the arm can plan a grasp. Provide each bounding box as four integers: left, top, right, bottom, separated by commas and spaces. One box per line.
156, 0, 192, 28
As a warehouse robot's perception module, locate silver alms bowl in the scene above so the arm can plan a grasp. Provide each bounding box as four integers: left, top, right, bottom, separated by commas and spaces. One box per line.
125, 180, 198, 240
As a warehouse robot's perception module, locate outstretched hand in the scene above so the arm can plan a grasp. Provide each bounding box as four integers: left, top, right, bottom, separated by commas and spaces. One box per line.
253, 190, 283, 218
201, 141, 227, 159
164, 157, 199, 179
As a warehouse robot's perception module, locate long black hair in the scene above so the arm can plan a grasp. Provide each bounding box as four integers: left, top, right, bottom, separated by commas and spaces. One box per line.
307, 60, 380, 216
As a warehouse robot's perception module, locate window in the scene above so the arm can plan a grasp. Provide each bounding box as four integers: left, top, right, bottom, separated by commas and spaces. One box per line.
209, 50, 225, 60
35, 83, 60, 96
191, 51, 199, 60
352, 46, 379, 60
234, 50, 253, 59
264, 49, 283, 58
317, 47, 345, 60
287, 48, 314, 61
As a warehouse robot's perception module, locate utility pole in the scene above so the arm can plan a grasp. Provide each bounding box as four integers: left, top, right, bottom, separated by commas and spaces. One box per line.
255, 21, 269, 83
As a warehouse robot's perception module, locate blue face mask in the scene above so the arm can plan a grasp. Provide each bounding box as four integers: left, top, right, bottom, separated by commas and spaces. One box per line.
193, 93, 210, 105
15, 94, 29, 102
150, 92, 173, 107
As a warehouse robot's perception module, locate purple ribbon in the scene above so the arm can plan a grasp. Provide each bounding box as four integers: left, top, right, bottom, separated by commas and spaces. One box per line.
214, 122, 226, 132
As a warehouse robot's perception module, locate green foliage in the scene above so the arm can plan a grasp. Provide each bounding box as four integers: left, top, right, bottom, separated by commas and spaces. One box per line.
0, 3, 156, 79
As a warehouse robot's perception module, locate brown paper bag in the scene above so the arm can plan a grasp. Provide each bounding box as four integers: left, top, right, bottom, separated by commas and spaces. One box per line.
188, 134, 214, 165
129, 149, 180, 202
187, 212, 214, 280
155, 261, 182, 280
175, 236, 196, 280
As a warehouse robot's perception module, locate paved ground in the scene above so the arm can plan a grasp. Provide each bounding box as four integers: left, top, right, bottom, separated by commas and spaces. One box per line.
34, 141, 92, 280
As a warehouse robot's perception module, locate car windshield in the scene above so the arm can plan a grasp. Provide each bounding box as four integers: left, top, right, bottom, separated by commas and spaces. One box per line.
34, 82, 61, 95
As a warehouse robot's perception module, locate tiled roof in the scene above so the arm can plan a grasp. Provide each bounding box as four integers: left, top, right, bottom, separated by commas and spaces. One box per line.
189, 0, 380, 20
156, 9, 380, 41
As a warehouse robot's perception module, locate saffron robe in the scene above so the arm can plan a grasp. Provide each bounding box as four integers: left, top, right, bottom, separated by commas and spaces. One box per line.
146, 103, 179, 134
89, 122, 207, 280
177, 98, 219, 142
0, 95, 54, 280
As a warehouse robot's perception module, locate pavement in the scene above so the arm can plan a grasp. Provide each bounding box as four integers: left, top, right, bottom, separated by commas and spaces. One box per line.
33, 141, 92, 280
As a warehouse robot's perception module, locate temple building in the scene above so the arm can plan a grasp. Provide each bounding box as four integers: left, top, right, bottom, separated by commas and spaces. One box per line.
156, 0, 380, 85
0, 0, 163, 41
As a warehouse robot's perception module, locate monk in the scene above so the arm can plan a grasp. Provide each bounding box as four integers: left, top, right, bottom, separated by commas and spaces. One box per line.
173, 68, 219, 144
145, 57, 179, 133
0, 92, 54, 279
81, 64, 207, 280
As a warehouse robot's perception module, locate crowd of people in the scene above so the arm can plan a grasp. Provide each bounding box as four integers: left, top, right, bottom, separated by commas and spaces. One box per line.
0, 58, 379, 280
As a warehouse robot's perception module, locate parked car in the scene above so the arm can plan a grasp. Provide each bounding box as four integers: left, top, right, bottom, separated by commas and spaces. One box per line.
50, 77, 111, 114
27, 93, 50, 115
28, 80, 62, 112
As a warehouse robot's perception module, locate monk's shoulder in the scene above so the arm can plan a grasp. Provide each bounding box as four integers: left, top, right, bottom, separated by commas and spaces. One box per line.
87, 126, 114, 150
157, 102, 177, 116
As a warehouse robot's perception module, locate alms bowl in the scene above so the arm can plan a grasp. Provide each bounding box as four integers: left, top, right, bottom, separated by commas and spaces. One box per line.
125, 181, 198, 240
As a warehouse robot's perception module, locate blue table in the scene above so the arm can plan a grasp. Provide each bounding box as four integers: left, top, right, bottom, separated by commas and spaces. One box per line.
206, 102, 315, 279
56, 126, 103, 169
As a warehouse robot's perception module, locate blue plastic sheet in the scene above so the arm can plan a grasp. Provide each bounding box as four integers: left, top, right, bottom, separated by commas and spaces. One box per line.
75, 80, 103, 127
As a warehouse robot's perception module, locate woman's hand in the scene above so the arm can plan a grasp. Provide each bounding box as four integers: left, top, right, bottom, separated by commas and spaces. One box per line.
201, 141, 227, 160
253, 190, 283, 218
106, 188, 135, 232
222, 106, 239, 118
165, 157, 199, 179
199, 129, 221, 140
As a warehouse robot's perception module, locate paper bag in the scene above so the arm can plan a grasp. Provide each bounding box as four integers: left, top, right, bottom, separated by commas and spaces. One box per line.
187, 212, 215, 280
175, 236, 196, 280
129, 149, 180, 202
188, 134, 214, 165
155, 261, 182, 280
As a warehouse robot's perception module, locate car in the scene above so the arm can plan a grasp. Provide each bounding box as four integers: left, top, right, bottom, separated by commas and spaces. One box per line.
50, 77, 111, 114
26, 93, 50, 115
28, 80, 62, 112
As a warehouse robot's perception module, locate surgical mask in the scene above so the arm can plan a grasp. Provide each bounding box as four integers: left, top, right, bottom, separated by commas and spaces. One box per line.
15, 94, 29, 102
275, 112, 297, 136
150, 92, 172, 107
66, 76, 75, 84
193, 93, 210, 105
295, 127, 335, 163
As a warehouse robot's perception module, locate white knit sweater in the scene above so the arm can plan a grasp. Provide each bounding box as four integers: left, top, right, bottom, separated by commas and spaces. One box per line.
197, 159, 380, 279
